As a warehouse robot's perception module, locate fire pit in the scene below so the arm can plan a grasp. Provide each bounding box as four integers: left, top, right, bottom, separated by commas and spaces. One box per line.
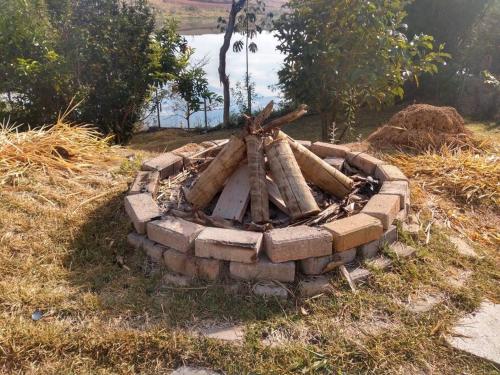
125, 104, 410, 297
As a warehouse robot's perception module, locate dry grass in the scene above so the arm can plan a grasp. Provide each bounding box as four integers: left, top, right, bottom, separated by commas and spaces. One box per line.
0, 117, 499, 374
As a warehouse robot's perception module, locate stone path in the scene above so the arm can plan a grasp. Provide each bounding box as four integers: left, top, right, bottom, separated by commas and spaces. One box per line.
445, 301, 500, 365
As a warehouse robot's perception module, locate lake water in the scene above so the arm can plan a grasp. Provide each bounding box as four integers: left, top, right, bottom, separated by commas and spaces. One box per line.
154, 31, 284, 128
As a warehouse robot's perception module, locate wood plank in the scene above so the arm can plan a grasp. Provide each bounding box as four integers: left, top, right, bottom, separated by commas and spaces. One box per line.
212, 164, 251, 222
266, 176, 288, 214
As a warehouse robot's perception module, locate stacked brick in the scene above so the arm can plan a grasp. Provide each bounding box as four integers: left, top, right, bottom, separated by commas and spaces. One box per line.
125, 140, 411, 297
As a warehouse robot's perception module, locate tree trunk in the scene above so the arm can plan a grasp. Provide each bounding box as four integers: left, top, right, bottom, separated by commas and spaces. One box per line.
320, 112, 329, 141
265, 137, 320, 221
246, 135, 269, 223
219, 0, 247, 127
186, 135, 247, 208
156, 87, 161, 128
204, 98, 208, 129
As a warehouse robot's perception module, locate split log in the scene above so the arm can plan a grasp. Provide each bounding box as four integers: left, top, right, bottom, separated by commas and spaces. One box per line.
264, 137, 320, 220
185, 135, 246, 208
285, 133, 354, 198
266, 176, 288, 214
212, 164, 250, 222
246, 135, 269, 223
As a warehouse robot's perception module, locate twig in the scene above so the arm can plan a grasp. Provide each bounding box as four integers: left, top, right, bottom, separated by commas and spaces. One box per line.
340, 265, 357, 293
260, 104, 308, 133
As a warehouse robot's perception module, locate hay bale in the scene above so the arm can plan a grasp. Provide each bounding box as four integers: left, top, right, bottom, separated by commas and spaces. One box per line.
368, 104, 473, 151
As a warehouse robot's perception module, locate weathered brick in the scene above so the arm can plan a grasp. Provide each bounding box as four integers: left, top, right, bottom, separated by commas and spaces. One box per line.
142, 152, 183, 179
362, 194, 400, 229
346, 151, 385, 175
264, 226, 332, 263
195, 228, 262, 263
124, 193, 161, 234
311, 142, 350, 158
229, 256, 295, 282
147, 217, 204, 253
379, 180, 409, 209
322, 213, 383, 252
324, 157, 345, 171
129, 171, 160, 196
375, 164, 408, 182
299, 248, 356, 275
172, 143, 208, 167
142, 238, 166, 262
298, 276, 332, 297
358, 225, 398, 259
253, 282, 288, 299
127, 232, 145, 249
163, 249, 222, 280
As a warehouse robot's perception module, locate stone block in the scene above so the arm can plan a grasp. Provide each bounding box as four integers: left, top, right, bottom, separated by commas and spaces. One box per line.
124, 193, 161, 234
311, 142, 350, 158
296, 140, 312, 149
324, 157, 345, 171
361, 194, 400, 229
379, 180, 409, 209
141, 152, 183, 179
147, 217, 204, 253
358, 225, 398, 259
298, 276, 332, 297
229, 256, 295, 282
346, 152, 385, 175
163, 249, 222, 280
127, 232, 145, 249
375, 164, 408, 182
322, 213, 383, 252
264, 226, 332, 263
129, 171, 160, 196
299, 248, 356, 275
143, 238, 166, 262
195, 228, 262, 263
253, 282, 288, 299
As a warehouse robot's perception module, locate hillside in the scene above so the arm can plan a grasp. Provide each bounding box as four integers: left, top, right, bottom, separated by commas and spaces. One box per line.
151, 0, 288, 33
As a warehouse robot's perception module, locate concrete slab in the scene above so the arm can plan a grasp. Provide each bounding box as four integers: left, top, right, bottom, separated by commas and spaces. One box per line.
163, 249, 222, 281
362, 194, 400, 229
323, 157, 345, 171
375, 164, 409, 182
264, 226, 332, 263
323, 213, 383, 251
124, 193, 161, 234
129, 171, 160, 196
195, 228, 262, 263
446, 301, 500, 365
142, 152, 183, 179
147, 217, 205, 253
298, 276, 332, 297
346, 151, 385, 175
311, 142, 350, 158
230, 256, 295, 283
379, 180, 409, 209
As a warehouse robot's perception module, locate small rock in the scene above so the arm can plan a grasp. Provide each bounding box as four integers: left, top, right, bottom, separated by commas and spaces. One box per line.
162, 272, 193, 287
349, 268, 371, 283
445, 301, 500, 365
298, 276, 332, 297
171, 366, 220, 375
406, 293, 444, 313
389, 242, 416, 258
402, 223, 420, 240
198, 324, 245, 342
446, 269, 473, 289
367, 256, 392, 271
449, 236, 478, 258
253, 282, 288, 299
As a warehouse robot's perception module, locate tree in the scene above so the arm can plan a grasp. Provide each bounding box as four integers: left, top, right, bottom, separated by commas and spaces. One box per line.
218, 0, 247, 127
404, 0, 492, 102
175, 65, 219, 129
274, 0, 449, 141
228, 0, 272, 115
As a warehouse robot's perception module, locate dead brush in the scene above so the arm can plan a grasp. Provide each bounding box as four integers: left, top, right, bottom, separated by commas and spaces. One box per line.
0, 114, 117, 186
388, 145, 499, 209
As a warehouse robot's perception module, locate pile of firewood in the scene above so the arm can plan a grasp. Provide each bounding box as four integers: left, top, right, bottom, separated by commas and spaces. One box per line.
170, 102, 375, 230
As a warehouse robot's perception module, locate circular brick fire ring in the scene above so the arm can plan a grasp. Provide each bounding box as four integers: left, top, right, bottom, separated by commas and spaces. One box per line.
125, 139, 410, 298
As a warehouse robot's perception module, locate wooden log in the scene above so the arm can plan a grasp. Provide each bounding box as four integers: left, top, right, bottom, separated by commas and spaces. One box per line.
212, 164, 251, 222
264, 137, 320, 220
266, 177, 288, 214
246, 135, 269, 223
185, 135, 246, 208
284, 132, 354, 198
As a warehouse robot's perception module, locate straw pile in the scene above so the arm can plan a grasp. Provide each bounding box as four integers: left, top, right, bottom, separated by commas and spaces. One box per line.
368, 104, 478, 152
388, 146, 500, 209
0, 118, 116, 185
